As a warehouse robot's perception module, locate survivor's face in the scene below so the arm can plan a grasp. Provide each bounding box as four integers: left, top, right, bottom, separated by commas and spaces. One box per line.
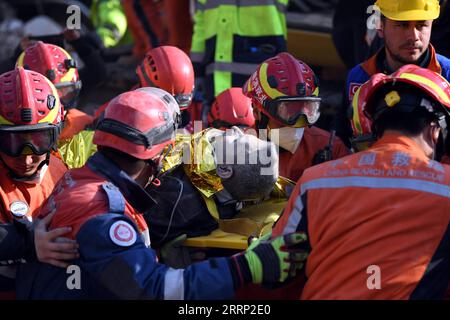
379, 18, 433, 65
0, 152, 46, 177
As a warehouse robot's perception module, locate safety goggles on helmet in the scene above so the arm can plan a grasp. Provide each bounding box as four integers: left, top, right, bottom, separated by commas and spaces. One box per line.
54, 81, 82, 107
174, 92, 193, 109
96, 116, 176, 149
0, 124, 59, 157
264, 96, 321, 126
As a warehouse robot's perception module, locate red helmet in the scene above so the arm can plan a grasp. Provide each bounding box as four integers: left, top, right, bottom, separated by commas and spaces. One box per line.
352, 65, 450, 150
243, 52, 321, 127
0, 67, 63, 156
94, 90, 176, 160
350, 78, 380, 151
136, 46, 194, 110
208, 88, 255, 130
16, 41, 81, 107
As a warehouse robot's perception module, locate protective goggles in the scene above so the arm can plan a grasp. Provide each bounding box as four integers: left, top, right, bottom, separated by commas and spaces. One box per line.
55, 81, 82, 106
96, 117, 175, 149
174, 92, 193, 109
0, 124, 59, 157
264, 96, 321, 126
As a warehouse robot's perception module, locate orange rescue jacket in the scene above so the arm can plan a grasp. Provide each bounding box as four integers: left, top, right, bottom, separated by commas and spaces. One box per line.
279, 126, 350, 182
0, 155, 67, 223
273, 133, 450, 299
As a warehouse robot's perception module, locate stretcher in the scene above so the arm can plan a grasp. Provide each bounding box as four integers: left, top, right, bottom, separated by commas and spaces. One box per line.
182, 199, 287, 251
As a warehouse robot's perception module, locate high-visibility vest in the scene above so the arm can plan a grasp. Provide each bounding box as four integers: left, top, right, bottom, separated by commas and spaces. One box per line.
190, 0, 288, 102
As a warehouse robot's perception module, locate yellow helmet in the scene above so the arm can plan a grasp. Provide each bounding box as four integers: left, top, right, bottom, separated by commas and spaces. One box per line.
375, 0, 440, 21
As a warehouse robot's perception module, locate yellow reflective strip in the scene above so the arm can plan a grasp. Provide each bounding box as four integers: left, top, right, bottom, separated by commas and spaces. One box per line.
60, 68, 76, 83
398, 73, 450, 104
16, 52, 25, 68
59, 47, 76, 83
352, 88, 363, 135
259, 62, 285, 98
0, 114, 14, 125
312, 87, 319, 96
38, 77, 60, 124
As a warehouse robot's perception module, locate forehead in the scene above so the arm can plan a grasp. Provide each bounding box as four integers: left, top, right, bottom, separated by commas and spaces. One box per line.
384, 18, 433, 25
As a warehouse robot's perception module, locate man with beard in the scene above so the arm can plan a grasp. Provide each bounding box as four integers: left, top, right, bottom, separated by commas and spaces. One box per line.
344, 0, 450, 149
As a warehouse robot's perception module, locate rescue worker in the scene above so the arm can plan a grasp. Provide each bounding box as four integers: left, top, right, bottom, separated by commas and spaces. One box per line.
16, 89, 307, 300
345, 0, 450, 148
122, 0, 167, 59
135, 46, 194, 111
95, 45, 195, 130
121, 0, 192, 59
244, 52, 349, 182
163, 0, 193, 54
190, 0, 289, 116
0, 68, 78, 298
273, 65, 450, 299
90, 0, 130, 49
16, 41, 94, 141
207, 88, 255, 130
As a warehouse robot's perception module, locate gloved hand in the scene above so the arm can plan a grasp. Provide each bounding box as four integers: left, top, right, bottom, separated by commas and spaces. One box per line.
159, 234, 190, 268
231, 232, 308, 286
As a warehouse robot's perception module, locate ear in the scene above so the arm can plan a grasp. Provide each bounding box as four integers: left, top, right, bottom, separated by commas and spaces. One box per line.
216, 164, 233, 179
431, 124, 441, 144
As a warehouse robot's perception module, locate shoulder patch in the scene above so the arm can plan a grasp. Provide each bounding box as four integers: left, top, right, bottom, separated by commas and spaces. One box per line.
109, 220, 137, 247
348, 83, 363, 102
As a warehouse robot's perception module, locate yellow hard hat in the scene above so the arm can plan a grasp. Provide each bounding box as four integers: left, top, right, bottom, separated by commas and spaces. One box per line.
374, 0, 440, 21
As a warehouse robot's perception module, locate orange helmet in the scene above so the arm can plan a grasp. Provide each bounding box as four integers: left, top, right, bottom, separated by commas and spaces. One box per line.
208, 88, 255, 130
16, 41, 81, 108
136, 46, 194, 110
94, 90, 176, 160
243, 52, 320, 127
0, 67, 63, 156
352, 65, 450, 150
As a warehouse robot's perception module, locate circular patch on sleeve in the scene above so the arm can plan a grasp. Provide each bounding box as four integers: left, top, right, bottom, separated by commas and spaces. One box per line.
10, 201, 29, 218
109, 221, 137, 247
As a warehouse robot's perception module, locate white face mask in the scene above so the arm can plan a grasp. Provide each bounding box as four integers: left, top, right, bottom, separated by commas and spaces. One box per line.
269, 127, 305, 154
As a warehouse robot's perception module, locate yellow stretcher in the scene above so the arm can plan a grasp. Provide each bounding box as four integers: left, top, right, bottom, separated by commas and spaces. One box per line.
182, 199, 288, 250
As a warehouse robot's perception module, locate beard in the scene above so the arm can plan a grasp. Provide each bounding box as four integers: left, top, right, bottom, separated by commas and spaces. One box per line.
385, 42, 425, 65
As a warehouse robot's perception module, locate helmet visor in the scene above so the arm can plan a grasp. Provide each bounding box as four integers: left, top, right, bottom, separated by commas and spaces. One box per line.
267, 97, 321, 126
174, 92, 193, 109
0, 126, 57, 157
55, 81, 82, 106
